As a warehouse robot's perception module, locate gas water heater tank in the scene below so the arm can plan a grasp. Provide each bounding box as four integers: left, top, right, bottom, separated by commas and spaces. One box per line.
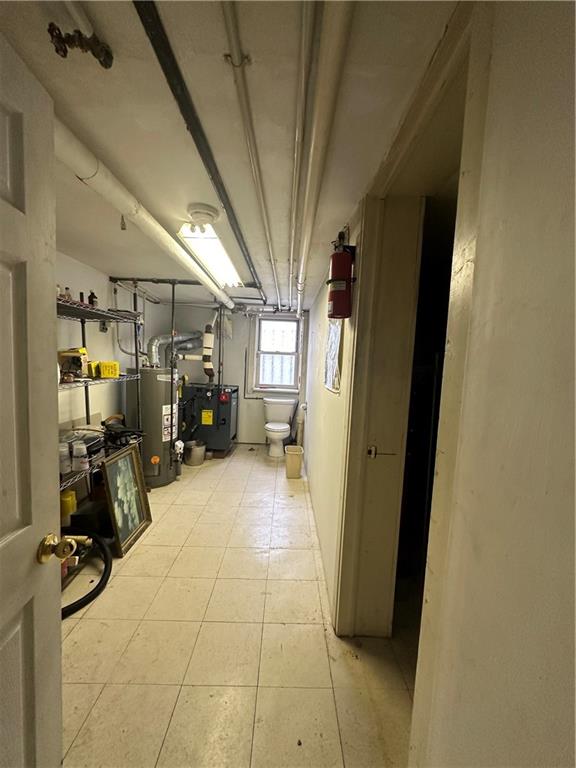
126, 367, 178, 488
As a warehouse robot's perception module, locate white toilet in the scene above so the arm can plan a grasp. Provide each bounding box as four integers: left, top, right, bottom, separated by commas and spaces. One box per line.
263, 397, 297, 458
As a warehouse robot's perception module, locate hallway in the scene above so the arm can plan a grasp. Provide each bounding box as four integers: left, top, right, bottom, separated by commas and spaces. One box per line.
61, 445, 414, 768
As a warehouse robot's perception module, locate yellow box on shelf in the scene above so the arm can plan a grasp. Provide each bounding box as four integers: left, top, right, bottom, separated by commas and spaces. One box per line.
98, 361, 121, 378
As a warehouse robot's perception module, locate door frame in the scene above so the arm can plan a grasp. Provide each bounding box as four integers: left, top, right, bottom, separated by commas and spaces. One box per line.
333, 4, 496, 758
333, 1, 493, 646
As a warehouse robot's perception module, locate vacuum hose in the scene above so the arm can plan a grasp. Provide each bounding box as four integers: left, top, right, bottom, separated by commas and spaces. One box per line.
61, 529, 113, 619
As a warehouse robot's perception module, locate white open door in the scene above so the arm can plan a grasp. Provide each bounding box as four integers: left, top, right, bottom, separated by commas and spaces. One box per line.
0, 34, 61, 768
337, 196, 424, 637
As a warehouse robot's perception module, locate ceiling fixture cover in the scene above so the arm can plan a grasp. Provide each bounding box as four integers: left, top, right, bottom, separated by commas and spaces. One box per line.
178, 203, 243, 289
186, 203, 220, 231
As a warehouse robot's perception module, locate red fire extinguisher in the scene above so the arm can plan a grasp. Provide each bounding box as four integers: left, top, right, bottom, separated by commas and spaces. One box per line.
327, 231, 355, 319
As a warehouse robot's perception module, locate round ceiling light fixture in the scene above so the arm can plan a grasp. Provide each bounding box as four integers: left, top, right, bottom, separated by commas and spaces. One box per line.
186, 203, 220, 233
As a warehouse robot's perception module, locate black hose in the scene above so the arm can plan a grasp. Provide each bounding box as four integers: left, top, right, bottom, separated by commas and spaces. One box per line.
61, 529, 113, 619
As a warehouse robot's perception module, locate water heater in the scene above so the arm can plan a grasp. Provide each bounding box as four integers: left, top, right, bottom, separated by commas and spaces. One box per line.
127, 367, 178, 488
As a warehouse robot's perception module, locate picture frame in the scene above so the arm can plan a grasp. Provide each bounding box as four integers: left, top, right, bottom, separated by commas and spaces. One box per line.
101, 444, 151, 556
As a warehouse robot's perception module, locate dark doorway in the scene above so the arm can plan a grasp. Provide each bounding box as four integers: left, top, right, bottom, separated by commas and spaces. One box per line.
392, 195, 457, 685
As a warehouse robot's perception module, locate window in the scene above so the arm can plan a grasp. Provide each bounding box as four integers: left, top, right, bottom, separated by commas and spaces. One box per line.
254, 317, 300, 390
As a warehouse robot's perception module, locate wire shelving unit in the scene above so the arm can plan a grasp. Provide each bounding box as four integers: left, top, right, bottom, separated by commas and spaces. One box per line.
58, 373, 140, 391
56, 297, 142, 427
59, 437, 143, 491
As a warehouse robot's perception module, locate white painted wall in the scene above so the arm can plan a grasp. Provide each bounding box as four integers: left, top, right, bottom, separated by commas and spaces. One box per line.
304, 278, 356, 611
413, 4, 574, 766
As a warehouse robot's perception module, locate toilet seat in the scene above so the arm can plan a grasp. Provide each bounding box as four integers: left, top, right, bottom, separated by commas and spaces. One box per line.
265, 421, 290, 432
264, 421, 291, 458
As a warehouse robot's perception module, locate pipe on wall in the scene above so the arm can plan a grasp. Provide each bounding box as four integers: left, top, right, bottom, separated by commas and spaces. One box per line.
147, 331, 202, 367
222, 1, 282, 309
164, 337, 202, 367
288, 2, 316, 310
54, 119, 235, 309
295, 2, 354, 316
203, 325, 216, 382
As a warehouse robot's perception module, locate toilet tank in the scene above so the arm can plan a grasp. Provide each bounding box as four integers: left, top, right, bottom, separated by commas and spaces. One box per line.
263, 397, 297, 424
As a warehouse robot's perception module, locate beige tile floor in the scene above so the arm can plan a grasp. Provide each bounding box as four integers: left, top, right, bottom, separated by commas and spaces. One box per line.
61, 445, 413, 768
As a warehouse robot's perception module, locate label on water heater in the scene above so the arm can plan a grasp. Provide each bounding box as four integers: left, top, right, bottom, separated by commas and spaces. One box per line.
161, 403, 177, 441
202, 409, 214, 425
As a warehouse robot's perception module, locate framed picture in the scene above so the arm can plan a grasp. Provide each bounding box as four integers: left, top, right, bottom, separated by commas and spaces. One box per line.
102, 444, 151, 556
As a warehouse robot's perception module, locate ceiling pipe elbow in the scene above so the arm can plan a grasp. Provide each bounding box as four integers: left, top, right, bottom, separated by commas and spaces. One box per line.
54, 118, 235, 311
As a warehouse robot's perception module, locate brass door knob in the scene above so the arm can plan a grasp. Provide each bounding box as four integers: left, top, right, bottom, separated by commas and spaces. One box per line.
37, 534, 77, 564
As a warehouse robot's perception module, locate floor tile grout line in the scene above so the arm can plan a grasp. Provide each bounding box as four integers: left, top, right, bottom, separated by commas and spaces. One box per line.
318, 570, 347, 767
64, 546, 163, 759
153, 489, 230, 768
65, 448, 317, 766
62, 680, 108, 762
152, 682, 184, 768
388, 638, 414, 695
248, 461, 273, 768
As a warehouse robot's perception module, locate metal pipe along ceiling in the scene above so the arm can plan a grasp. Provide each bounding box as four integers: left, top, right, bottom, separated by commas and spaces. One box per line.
221, 1, 282, 310
133, 0, 267, 305
288, 2, 316, 310
54, 119, 235, 310
295, 2, 354, 316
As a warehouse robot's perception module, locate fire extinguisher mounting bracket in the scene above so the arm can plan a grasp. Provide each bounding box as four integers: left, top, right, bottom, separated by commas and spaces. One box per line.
342, 245, 356, 259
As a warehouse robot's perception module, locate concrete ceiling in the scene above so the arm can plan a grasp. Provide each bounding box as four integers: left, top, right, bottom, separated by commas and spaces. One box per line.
0, 0, 456, 307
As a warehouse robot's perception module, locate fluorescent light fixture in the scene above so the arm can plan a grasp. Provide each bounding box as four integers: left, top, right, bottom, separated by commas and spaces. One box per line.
178, 223, 243, 288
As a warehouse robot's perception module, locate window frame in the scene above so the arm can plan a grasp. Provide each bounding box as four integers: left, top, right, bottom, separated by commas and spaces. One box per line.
248, 314, 304, 394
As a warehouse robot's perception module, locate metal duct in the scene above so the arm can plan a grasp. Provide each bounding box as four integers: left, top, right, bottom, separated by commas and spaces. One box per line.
175, 339, 203, 352
147, 332, 202, 367
165, 337, 202, 367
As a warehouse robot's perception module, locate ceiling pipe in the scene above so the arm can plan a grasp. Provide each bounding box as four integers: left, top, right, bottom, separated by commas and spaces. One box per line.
64, 1, 93, 37
295, 2, 354, 316
133, 1, 267, 305
55, 118, 235, 310
113, 279, 162, 304
288, 2, 316, 311
221, 1, 282, 310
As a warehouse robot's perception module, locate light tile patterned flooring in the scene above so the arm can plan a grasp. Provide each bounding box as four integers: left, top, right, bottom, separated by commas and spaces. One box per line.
62, 445, 414, 768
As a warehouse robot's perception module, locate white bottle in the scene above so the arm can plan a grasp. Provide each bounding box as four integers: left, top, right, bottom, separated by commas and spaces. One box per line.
59, 443, 72, 475
72, 441, 89, 471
